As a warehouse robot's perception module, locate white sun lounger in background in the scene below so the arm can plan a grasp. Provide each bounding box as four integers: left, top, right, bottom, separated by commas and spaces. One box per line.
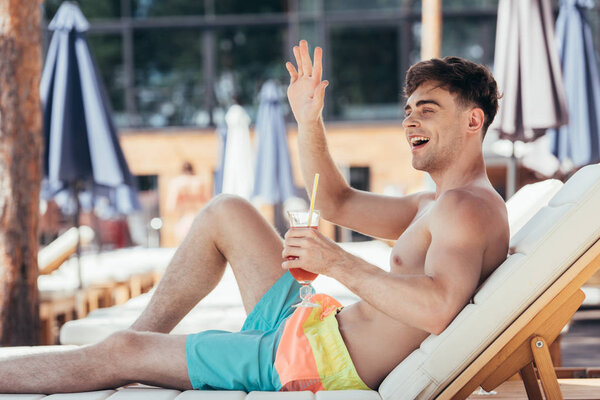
38, 226, 95, 275
2, 164, 599, 399
37, 246, 176, 344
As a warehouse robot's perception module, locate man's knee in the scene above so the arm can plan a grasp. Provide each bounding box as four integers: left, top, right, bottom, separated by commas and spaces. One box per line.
204, 194, 256, 221
103, 329, 147, 352
102, 330, 143, 358
99, 330, 149, 379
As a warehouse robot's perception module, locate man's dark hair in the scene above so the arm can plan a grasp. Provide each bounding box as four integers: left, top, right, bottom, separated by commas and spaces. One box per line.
404, 57, 500, 137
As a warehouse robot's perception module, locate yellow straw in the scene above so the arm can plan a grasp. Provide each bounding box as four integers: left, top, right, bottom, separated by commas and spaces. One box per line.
307, 173, 319, 227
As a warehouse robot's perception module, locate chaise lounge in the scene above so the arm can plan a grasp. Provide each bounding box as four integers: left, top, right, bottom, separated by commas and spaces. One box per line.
1, 163, 599, 399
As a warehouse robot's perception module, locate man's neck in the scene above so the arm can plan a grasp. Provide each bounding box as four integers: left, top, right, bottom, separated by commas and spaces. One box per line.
430, 148, 488, 199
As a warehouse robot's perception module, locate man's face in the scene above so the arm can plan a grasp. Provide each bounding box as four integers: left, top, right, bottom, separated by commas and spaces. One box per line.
402, 81, 467, 173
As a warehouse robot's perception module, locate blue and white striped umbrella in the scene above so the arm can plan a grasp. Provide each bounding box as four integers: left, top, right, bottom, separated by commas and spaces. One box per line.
252, 80, 296, 204
491, 0, 569, 143
41, 2, 140, 216
547, 0, 600, 168
212, 122, 228, 196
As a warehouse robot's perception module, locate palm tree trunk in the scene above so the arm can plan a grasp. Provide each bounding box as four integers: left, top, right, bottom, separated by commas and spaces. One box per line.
0, 0, 43, 345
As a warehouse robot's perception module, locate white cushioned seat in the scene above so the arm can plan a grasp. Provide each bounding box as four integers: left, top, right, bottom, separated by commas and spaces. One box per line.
506, 178, 563, 237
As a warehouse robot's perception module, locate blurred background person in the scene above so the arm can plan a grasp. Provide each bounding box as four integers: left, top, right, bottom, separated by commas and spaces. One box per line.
166, 161, 212, 244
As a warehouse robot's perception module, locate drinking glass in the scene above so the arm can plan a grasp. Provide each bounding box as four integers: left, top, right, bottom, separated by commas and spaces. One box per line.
287, 210, 320, 308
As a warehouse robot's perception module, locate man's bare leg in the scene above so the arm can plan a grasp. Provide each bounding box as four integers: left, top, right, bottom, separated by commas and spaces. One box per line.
0, 195, 284, 393
131, 194, 287, 332
0, 330, 191, 393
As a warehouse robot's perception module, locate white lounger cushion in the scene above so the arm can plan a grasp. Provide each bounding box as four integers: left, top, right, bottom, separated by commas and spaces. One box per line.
379, 163, 600, 400
506, 178, 563, 237
0, 388, 382, 400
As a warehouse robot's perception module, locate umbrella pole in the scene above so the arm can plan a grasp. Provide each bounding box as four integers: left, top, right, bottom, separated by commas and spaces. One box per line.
506, 142, 517, 199
74, 183, 83, 290
90, 188, 102, 254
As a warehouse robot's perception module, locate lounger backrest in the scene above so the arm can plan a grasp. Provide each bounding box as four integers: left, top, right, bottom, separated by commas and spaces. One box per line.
378, 163, 600, 400
506, 179, 563, 237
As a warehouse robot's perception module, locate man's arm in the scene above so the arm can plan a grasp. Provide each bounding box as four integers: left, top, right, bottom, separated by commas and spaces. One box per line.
283, 191, 488, 334
286, 40, 422, 240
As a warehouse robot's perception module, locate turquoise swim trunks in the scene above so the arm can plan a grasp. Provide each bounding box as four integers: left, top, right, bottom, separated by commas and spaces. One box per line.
185, 271, 301, 391
185, 271, 370, 392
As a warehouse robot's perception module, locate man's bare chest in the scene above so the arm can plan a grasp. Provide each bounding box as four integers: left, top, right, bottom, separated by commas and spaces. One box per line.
390, 210, 432, 274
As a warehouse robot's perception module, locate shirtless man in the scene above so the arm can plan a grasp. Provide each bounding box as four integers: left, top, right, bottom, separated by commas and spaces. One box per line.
0, 40, 508, 393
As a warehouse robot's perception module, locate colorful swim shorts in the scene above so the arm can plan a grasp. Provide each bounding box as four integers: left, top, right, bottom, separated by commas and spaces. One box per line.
185, 271, 370, 392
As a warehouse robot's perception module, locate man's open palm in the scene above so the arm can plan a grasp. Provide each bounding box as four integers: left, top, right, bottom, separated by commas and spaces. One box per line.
286, 40, 329, 124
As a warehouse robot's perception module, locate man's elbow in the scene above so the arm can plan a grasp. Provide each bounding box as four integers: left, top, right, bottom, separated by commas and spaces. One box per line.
425, 306, 460, 336
319, 186, 353, 221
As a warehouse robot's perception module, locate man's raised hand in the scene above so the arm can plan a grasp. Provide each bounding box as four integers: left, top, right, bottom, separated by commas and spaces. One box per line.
285, 40, 329, 125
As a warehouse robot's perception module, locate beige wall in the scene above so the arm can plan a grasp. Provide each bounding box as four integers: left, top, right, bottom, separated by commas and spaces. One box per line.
120, 123, 427, 247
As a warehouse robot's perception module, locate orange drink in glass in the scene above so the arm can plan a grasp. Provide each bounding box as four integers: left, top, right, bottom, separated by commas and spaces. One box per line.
287, 210, 320, 307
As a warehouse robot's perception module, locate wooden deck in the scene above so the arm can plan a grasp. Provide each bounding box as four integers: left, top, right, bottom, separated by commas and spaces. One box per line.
467, 379, 600, 399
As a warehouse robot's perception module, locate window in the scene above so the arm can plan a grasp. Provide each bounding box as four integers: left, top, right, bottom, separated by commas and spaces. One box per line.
44, 0, 121, 20
329, 26, 402, 120
87, 34, 126, 124
214, 26, 286, 122
324, 0, 403, 12
133, 29, 205, 127
215, 0, 288, 15
42, 0, 510, 129
132, 0, 204, 18
439, 0, 498, 10
442, 16, 496, 67
298, 0, 319, 13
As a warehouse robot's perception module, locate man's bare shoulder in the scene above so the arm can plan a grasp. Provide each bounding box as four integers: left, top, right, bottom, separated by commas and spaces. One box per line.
432, 187, 507, 241
431, 187, 509, 278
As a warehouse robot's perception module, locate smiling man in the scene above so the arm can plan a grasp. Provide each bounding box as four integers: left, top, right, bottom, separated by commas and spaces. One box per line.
282, 41, 508, 388
0, 41, 507, 394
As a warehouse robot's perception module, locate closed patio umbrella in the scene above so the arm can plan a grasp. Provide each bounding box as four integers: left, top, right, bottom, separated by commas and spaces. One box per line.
212, 122, 228, 196
489, 0, 569, 196
547, 0, 600, 169
41, 2, 140, 287
252, 80, 296, 205
221, 104, 254, 199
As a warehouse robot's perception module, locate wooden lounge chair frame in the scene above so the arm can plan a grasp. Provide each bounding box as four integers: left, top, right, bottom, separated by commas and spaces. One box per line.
437, 236, 600, 400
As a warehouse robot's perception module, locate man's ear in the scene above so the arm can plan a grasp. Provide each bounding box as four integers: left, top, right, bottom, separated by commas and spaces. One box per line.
466, 108, 485, 136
